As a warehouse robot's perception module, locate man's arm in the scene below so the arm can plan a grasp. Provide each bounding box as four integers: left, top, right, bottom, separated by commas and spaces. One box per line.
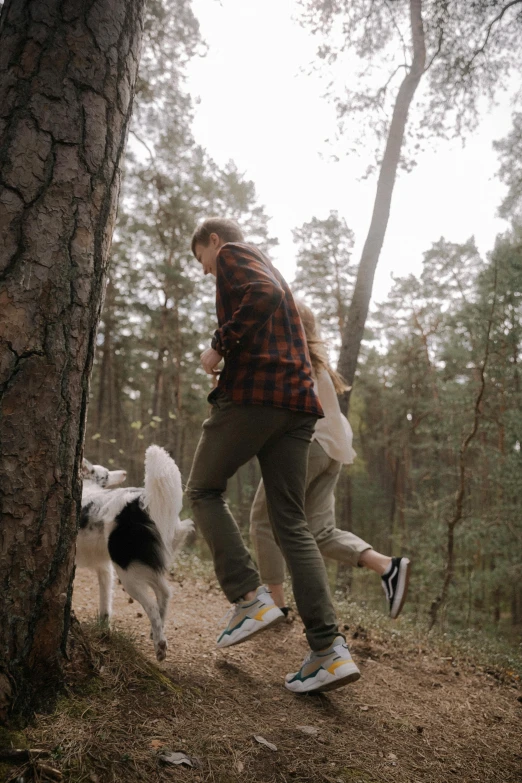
211, 245, 284, 356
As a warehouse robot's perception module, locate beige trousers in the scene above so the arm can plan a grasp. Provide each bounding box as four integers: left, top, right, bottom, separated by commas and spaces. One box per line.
250, 439, 372, 585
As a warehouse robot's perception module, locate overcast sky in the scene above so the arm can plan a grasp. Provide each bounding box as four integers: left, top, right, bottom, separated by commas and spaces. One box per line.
187, 0, 512, 304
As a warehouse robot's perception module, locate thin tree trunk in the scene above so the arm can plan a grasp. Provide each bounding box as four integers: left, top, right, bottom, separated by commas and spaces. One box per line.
428, 258, 499, 631
95, 280, 116, 461
389, 457, 400, 542
412, 309, 441, 409
512, 586, 522, 626
0, 0, 145, 721
331, 251, 346, 335
152, 294, 168, 419
338, 0, 426, 413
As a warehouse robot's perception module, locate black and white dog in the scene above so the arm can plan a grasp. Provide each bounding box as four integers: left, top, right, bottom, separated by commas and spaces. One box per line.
77, 445, 193, 661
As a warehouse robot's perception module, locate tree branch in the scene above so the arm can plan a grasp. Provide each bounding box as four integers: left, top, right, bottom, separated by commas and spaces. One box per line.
424, 25, 444, 73
469, 0, 522, 69
130, 128, 155, 163
384, 0, 410, 65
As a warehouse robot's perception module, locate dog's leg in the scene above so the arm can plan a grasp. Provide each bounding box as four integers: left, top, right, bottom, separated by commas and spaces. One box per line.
151, 573, 171, 629
115, 565, 167, 661
147, 574, 170, 641
97, 564, 113, 626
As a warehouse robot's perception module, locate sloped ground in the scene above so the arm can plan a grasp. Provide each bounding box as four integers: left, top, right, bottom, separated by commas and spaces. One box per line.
4, 563, 522, 783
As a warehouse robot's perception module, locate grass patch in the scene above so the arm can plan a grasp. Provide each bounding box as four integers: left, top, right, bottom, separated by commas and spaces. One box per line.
3, 622, 189, 783
3, 561, 521, 783
176, 549, 522, 680
331, 590, 522, 682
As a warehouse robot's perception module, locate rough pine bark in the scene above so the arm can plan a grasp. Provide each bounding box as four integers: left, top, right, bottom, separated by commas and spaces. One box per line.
0, 0, 145, 720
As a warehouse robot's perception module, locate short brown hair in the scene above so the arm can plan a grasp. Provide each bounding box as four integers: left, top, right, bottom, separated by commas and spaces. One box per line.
191, 218, 244, 256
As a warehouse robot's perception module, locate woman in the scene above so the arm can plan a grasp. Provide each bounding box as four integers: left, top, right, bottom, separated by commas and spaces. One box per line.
250, 301, 411, 620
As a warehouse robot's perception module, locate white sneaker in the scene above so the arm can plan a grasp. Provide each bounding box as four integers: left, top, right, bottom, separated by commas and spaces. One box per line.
217, 586, 285, 648
285, 636, 361, 694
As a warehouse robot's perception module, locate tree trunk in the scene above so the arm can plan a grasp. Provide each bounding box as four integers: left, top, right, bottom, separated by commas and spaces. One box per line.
0, 0, 145, 721
152, 294, 168, 420
95, 279, 116, 462
428, 257, 499, 631
337, 0, 426, 413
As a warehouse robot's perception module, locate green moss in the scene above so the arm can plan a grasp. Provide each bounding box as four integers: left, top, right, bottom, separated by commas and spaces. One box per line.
339, 768, 377, 782
0, 725, 29, 748
0, 728, 30, 783
0, 762, 15, 780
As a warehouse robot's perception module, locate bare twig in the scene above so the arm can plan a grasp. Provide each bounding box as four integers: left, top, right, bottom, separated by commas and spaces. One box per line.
129, 128, 155, 163
468, 0, 522, 70
384, 0, 410, 65
424, 25, 444, 73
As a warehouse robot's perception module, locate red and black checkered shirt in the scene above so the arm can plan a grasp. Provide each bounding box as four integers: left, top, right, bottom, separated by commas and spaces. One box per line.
209, 242, 323, 417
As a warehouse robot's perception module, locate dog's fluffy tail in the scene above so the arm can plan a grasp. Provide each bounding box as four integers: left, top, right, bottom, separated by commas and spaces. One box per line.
144, 445, 185, 554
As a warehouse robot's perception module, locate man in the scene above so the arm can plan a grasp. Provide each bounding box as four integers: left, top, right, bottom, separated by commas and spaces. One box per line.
187, 217, 360, 693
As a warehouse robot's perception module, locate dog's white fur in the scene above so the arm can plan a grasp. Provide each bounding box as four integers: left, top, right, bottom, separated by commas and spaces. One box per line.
77, 446, 193, 661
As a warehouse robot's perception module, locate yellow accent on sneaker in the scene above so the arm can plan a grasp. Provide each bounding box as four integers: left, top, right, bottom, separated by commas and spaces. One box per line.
327, 659, 352, 675
253, 605, 273, 622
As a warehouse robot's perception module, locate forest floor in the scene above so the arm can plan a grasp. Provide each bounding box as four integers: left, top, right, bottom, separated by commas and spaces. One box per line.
3, 556, 522, 783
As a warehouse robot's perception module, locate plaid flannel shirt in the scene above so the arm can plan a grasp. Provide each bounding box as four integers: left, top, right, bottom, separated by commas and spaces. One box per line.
209, 242, 323, 417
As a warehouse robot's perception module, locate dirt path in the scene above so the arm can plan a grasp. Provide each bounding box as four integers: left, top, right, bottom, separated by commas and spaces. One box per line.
63, 568, 522, 783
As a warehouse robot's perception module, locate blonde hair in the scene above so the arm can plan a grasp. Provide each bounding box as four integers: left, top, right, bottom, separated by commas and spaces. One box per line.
295, 300, 349, 395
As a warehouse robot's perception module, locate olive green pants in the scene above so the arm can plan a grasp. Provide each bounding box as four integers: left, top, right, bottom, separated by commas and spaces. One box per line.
251, 439, 372, 584
186, 395, 340, 651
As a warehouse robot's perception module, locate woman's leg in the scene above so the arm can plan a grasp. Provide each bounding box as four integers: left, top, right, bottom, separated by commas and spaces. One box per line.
249, 478, 287, 601
304, 443, 374, 567
358, 549, 391, 575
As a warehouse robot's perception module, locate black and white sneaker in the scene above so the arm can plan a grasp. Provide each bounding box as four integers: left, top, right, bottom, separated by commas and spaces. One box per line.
381, 557, 411, 619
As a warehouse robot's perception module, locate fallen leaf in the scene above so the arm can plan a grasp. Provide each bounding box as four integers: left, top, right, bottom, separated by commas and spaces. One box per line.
387, 753, 398, 761
296, 725, 319, 735
235, 760, 244, 772
150, 740, 163, 749
159, 752, 194, 767
254, 735, 277, 752
359, 705, 369, 711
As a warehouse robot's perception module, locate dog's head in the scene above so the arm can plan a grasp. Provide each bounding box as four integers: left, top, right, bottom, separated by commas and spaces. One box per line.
82, 458, 127, 489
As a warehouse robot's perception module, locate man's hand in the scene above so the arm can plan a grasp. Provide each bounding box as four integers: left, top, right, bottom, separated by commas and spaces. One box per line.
200, 347, 222, 375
